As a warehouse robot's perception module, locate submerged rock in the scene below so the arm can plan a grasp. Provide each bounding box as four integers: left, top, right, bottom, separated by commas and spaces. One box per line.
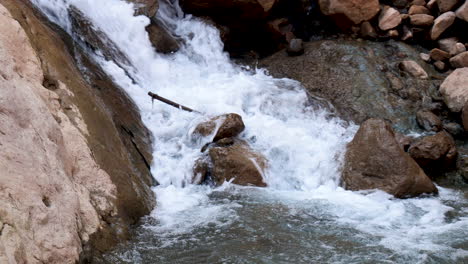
342, 119, 438, 198
193, 113, 245, 142
416, 110, 442, 131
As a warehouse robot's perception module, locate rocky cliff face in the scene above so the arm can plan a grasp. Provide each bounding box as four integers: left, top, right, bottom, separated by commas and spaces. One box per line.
0, 1, 156, 263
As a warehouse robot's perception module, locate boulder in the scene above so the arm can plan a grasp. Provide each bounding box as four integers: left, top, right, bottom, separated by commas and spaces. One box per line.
427, 0, 438, 10
431, 11, 456, 40
456, 0, 468, 22
127, 0, 158, 17
409, 14, 434, 26
379, 6, 402, 30
342, 119, 437, 198
438, 37, 458, 52
430, 48, 450, 61
196, 138, 267, 187
408, 5, 431, 14
449, 43, 466, 56
408, 131, 457, 175
318, 0, 380, 24
449, 51, 468, 68
416, 110, 442, 131
437, 0, 459, 12
463, 102, 468, 131
146, 20, 180, 53
399, 60, 429, 79
193, 113, 245, 142
395, 132, 415, 151
439, 67, 468, 112
412, 0, 426, 5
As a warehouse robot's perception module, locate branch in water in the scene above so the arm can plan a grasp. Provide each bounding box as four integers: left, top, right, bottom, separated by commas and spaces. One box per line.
148, 92, 201, 113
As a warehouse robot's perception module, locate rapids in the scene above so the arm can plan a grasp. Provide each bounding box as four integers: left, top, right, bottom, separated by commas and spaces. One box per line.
31, 0, 468, 263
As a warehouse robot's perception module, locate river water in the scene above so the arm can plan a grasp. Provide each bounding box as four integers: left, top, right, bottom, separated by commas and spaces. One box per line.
31, 0, 468, 263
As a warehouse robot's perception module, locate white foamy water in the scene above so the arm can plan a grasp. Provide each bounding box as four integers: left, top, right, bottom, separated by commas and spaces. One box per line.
31, 0, 468, 262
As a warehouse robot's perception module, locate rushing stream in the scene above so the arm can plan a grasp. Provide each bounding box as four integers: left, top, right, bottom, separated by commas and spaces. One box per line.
32, 0, 468, 263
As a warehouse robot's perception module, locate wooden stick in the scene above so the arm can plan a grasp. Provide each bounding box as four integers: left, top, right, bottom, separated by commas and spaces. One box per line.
148, 92, 200, 113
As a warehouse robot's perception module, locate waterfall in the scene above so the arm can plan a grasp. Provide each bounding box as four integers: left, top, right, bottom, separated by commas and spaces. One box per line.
31, 0, 468, 262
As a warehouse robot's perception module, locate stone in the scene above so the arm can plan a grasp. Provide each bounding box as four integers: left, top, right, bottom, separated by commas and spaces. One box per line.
412, 0, 426, 5
438, 37, 458, 52
456, 0, 468, 22
420, 52, 431, 62
127, 0, 158, 17
208, 139, 267, 187
409, 5, 431, 14
395, 132, 415, 151
399, 60, 429, 79
449, 43, 466, 56
462, 102, 468, 131
360, 21, 377, 39
434, 60, 446, 71
287, 38, 304, 56
342, 119, 437, 198
431, 11, 456, 40
388, 29, 399, 38
408, 131, 457, 175
437, 0, 459, 13
449, 51, 468, 68
440, 68, 468, 112
427, 0, 437, 9
416, 110, 443, 131
410, 14, 434, 26
430, 48, 451, 61
318, 0, 380, 24
443, 122, 464, 137
146, 20, 180, 53
193, 113, 245, 142
401, 26, 413, 41
379, 6, 402, 30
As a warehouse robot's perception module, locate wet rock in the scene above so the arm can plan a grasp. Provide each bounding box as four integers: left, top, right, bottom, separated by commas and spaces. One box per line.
463, 102, 468, 131
420, 52, 431, 62
430, 48, 450, 61
438, 37, 458, 52
127, 0, 158, 17
416, 110, 442, 131
443, 122, 464, 137
434, 61, 446, 71
408, 5, 431, 14
431, 11, 456, 40
410, 14, 434, 26
440, 68, 468, 112
399, 60, 429, 79
287, 38, 304, 56
360, 21, 377, 39
208, 139, 267, 187
395, 132, 415, 151
456, 0, 468, 22
437, 0, 459, 13
379, 6, 402, 30
318, 0, 380, 24
146, 20, 180, 53
408, 131, 457, 175
449, 51, 468, 68
342, 119, 438, 198
449, 43, 466, 56
401, 26, 413, 41
193, 113, 245, 142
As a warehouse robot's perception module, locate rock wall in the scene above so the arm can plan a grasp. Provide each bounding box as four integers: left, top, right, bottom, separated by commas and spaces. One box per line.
0, 1, 156, 263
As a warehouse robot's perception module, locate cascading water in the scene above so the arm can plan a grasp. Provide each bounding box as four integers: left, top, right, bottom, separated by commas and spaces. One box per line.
32, 0, 468, 263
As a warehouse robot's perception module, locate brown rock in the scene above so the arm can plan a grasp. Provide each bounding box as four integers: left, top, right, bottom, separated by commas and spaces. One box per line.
360, 21, 377, 39
443, 122, 464, 136
395, 132, 415, 151
438, 37, 458, 52
388, 29, 400, 38
449, 51, 468, 68
456, 0, 468, 22
208, 139, 267, 187
127, 0, 158, 17
416, 110, 443, 131
462, 102, 468, 131
399, 60, 429, 79
410, 14, 434, 26
318, 0, 380, 24
409, 5, 431, 14
413, 0, 426, 5
437, 0, 459, 13
431, 11, 456, 40
146, 21, 180, 53
408, 131, 457, 174
430, 48, 451, 61
401, 26, 413, 41
420, 52, 431, 62
342, 119, 438, 198
379, 6, 402, 30
449, 43, 466, 56
193, 113, 245, 142
440, 68, 468, 112
427, 0, 437, 9
434, 60, 446, 71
